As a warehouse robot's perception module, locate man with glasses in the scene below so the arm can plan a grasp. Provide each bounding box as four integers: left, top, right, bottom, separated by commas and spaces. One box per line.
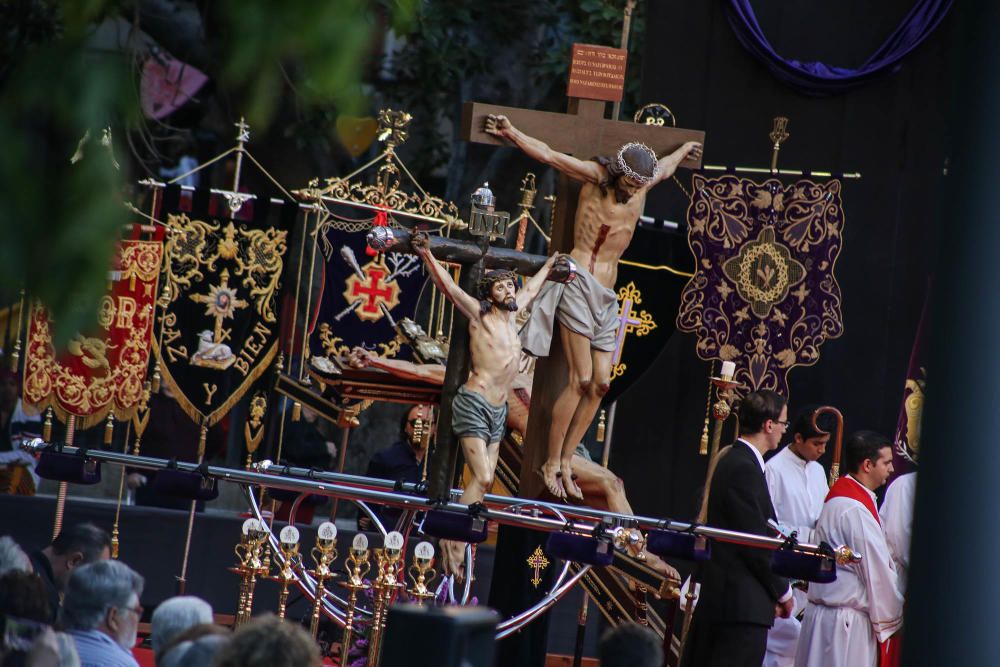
62, 559, 144, 667
683, 389, 794, 667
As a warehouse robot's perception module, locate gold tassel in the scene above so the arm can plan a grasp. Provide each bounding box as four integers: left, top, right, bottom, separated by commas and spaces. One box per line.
111, 524, 120, 559
10, 290, 25, 371
698, 421, 710, 455
42, 408, 52, 442
104, 412, 114, 445
291, 401, 302, 422
699, 361, 715, 455
151, 363, 161, 394
197, 424, 208, 461
596, 409, 607, 442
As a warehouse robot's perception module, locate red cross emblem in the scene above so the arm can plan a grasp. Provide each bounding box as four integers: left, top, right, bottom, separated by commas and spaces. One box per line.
342, 260, 401, 322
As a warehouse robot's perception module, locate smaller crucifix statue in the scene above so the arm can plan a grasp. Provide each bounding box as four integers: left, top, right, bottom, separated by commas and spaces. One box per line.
411, 226, 571, 577
485, 114, 702, 499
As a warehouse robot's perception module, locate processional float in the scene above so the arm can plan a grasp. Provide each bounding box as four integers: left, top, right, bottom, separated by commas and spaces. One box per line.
16, 105, 864, 667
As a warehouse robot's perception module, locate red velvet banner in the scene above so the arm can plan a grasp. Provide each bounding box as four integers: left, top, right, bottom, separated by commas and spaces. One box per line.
22, 239, 164, 427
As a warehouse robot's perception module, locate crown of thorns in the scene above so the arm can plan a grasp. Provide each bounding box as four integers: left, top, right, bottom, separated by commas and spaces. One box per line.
477, 269, 519, 298
616, 142, 659, 184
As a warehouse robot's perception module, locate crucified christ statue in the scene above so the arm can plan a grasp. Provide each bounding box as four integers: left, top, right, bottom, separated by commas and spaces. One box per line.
412, 232, 564, 571
485, 114, 702, 499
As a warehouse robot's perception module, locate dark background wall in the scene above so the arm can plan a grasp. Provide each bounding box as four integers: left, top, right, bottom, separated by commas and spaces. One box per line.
609, 0, 951, 526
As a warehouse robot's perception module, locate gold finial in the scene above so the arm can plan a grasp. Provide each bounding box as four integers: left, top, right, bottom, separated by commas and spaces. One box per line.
376, 109, 412, 150
43, 408, 53, 442
769, 117, 790, 174
235, 117, 250, 145
104, 412, 114, 445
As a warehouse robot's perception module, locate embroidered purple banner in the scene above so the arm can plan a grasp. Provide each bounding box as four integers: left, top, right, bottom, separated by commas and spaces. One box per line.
677, 174, 845, 395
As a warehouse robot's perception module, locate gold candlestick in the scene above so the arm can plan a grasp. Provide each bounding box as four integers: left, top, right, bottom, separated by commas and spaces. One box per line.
269, 526, 301, 621
407, 541, 437, 605
340, 533, 371, 666
308, 522, 338, 639
696, 365, 746, 525
368, 531, 405, 666
231, 519, 268, 627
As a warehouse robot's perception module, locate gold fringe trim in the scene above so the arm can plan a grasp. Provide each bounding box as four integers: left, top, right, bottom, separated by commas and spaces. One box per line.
151, 341, 278, 428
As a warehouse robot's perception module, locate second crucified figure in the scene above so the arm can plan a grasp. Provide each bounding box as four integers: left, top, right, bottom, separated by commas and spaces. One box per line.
485, 114, 702, 499
412, 232, 567, 572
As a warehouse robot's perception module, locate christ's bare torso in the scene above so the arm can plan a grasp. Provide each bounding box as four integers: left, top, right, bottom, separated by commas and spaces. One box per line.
465, 309, 521, 406
569, 182, 646, 288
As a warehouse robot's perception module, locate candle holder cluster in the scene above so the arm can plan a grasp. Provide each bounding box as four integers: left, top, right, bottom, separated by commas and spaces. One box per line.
226, 521, 441, 665
231, 519, 270, 628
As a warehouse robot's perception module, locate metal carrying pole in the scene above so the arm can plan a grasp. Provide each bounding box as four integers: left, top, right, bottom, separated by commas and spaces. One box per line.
22, 441, 853, 559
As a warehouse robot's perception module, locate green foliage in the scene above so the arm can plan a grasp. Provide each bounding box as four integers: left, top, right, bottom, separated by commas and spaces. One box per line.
0, 7, 135, 346
385, 0, 646, 177
218, 0, 418, 127
0, 0, 417, 346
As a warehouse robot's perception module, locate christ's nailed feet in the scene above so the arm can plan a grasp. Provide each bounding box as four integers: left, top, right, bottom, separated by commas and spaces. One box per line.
539, 460, 566, 499
439, 538, 468, 581
560, 459, 584, 500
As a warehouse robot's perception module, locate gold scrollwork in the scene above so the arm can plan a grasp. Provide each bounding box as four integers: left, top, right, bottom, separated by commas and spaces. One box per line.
162, 213, 217, 303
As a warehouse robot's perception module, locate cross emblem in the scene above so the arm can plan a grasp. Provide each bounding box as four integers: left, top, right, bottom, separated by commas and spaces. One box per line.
343, 259, 400, 323
527, 546, 550, 588
189, 268, 249, 345
611, 282, 657, 380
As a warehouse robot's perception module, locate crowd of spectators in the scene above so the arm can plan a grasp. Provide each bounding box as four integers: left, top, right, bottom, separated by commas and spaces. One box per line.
0, 523, 322, 667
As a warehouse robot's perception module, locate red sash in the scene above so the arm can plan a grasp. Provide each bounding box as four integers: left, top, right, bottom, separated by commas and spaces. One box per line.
825, 475, 880, 526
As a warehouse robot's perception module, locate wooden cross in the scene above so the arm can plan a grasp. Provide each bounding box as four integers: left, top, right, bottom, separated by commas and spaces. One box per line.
461, 94, 705, 497
461, 98, 704, 249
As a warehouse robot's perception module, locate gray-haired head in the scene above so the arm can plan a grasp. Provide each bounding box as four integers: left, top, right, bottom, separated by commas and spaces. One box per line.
158, 634, 229, 667
0, 536, 31, 576
61, 559, 144, 632
151, 596, 214, 656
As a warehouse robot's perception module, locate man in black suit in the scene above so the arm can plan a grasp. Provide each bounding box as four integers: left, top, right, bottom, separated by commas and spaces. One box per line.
682, 390, 795, 667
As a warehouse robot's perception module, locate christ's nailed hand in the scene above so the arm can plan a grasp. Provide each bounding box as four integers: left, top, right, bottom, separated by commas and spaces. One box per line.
485, 114, 511, 136
411, 231, 431, 251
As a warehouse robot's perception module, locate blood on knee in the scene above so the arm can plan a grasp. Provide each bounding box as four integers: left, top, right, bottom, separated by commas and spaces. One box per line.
599, 470, 623, 495
594, 382, 610, 397
577, 378, 592, 394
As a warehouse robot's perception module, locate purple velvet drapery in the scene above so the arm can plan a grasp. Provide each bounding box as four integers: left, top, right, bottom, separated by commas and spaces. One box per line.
726, 0, 952, 95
